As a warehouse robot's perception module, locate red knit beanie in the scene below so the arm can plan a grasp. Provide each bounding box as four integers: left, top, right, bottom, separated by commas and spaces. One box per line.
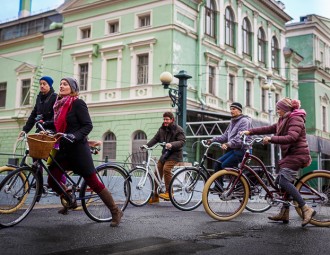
276, 98, 301, 112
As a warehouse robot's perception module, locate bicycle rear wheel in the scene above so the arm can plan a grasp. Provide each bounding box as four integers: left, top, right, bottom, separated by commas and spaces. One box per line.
0, 167, 40, 228
129, 167, 153, 206
81, 164, 130, 222
202, 169, 249, 221
245, 168, 273, 213
169, 167, 207, 211
294, 171, 330, 227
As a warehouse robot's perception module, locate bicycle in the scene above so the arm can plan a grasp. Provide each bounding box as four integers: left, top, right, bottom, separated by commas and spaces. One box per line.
169, 140, 274, 212
202, 135, 330, 227
0, 132, 131, 228
128, 142, 167, 206
0, 135, 107, 212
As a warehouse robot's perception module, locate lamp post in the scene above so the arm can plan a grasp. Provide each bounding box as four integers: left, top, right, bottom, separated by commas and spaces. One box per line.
160, 70, 192, 161
262, 71, 276, 173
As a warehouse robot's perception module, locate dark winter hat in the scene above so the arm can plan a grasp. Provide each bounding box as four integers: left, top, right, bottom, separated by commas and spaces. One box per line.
61, 77, 79, 93
230, 102, 243, 112
39, 76, 54, 88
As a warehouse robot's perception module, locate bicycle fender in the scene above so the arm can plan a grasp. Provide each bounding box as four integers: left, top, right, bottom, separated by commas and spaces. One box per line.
295, 169, 330, 184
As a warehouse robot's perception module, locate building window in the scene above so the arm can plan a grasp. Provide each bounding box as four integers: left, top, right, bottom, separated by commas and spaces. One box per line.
322, 106, 327, 132
209, 66, 216, 95
271, 36, 279, 70
138, 14, 150, 28
246, 81, 251, 107
228, 74, 234, 101
205, 0, 216, 37
102, 132, 116, 161
242, 18, 251, 56
80, 26, 91, 39
0, 82, 6, 107
261, 89, 266, 112
225, 7, 235, 47
79, 63, 88, 91
108, 20, 119, 34
21, 79, 31, 106
258, 28, 266, 63
137, 54, 149, 84
132, 131, 147, 153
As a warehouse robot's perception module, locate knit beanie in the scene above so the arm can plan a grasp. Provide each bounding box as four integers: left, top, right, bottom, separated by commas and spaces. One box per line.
276, 98, 301, 112
230, 102, 243, 112
61, 77, 79, 93
39, 76, 54, 88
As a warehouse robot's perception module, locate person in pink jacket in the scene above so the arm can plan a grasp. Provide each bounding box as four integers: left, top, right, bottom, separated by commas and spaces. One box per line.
242, 98, 315, 227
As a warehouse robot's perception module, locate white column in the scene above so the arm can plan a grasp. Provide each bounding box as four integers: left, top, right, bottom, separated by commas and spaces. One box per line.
219, 0, 225, 47
253, 11, 259, 64
237, 1, 243, 56
100, 52, 106, 89
267, 23, 272, 70
280, 31, 286, 77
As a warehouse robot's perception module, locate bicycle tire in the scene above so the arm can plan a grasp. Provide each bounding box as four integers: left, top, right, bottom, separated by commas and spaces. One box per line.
202, 169, 249, 221
244, 168, 273, 213
0, 166, 40, 228
169, 167, 207, 211
129, 167, 153, 206
294, 171, 330, 227
81, 164, 130, 223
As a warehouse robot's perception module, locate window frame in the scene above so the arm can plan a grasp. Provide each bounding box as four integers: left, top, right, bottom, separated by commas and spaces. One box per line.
79, 63, 89, 91
205, 0, 216, 37
137, 53, 149, 85
0, 82, 7, 108
242, 18, 252, 56
21, 79, 31, 106
271, 36, 279, 70
102, 132, 117, 161
225, 7, 235, 47
258, 28, 266, 63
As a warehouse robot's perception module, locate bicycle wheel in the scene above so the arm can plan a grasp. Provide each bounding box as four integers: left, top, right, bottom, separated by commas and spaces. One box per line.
169, 167, 207, 211
0, 167, 40, 228
244, 168, 273, 213
0, 166, 16, 183
129, 167, 153, 206
294, 171, 330, 227
81, 164, 130, 222
202, 169, 249, 221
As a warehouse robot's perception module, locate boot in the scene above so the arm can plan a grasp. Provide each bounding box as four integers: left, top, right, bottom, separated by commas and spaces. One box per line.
268, 206, 289, 224
148, 195, 159, 204
301, 204, 316, 227
98, 188, 123, 227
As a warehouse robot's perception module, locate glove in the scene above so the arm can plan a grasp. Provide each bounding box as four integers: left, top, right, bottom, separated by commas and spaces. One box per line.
65, 133, 76, 143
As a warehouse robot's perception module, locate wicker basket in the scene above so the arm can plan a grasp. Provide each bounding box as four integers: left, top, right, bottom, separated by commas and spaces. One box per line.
27, 134, 57, 159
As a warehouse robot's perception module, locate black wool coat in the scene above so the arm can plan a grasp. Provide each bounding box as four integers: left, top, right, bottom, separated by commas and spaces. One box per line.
52, 99, 95, 177
23, 88, 57, 133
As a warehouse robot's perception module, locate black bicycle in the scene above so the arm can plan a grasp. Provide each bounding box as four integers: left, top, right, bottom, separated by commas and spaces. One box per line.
0, 131, 131, 228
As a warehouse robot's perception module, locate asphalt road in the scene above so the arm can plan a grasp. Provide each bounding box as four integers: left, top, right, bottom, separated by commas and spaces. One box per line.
1, 201, 329, 255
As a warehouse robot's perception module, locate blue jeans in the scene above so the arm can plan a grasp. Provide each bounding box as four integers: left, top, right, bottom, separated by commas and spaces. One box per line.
214, 149, 245, 172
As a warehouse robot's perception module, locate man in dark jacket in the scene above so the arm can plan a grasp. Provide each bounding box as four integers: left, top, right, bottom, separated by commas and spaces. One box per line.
18, 76, 57, 137
145, 111, 186, 202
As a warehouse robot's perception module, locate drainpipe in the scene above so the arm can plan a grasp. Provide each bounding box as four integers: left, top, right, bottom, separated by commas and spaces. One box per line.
196, 1, 206, 107
19, 0, 31, 18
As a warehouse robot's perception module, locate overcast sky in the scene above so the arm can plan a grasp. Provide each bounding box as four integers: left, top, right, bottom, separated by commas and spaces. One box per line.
0, 0, 329, 24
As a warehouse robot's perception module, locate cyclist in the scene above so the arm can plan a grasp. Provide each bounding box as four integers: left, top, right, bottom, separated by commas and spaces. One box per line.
207, 102, 251, 190
46, 77, 123, 227
18, 76, 57, 137
144, 111, 186, 202
241, 97, 315, 227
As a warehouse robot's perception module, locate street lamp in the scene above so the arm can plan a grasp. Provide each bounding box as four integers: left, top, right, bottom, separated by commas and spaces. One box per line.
160, 70, 192, 161
262, 71, 276, 173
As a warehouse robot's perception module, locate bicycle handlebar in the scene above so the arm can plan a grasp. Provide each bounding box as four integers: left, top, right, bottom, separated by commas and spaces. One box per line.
35, 122, 74, 143
140, 142, 166, 150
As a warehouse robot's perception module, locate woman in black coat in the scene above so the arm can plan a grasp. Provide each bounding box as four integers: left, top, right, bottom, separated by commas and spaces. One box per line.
48, 77, 123, 227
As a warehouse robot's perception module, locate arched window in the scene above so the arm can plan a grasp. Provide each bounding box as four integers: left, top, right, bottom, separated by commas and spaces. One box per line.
258, 28, 266, 63
132, 131, 147, 154
225, 7, 235, 47
271, 36, 279, 70
242, 18, 251, 55
102, 132, 116, 161
205, 0, 216, 37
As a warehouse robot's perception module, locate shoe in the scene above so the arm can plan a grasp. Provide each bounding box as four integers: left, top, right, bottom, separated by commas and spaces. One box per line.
159, 192, 170, 201
268, 206, 289, 224
148, 196, 159, 204
301, 204, 316, 227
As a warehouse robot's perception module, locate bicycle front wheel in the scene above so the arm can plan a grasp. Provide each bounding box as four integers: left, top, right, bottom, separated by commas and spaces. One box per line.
169, 167, 207, 211
0, 167, 40, 228
0, 166, 16, 183
202, 169, 249, 221
129, 167, 153, 206
295, 171, 330, 227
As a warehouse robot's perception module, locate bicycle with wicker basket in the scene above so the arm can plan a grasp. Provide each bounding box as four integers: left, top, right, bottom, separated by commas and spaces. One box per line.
0, 129, 131, 228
